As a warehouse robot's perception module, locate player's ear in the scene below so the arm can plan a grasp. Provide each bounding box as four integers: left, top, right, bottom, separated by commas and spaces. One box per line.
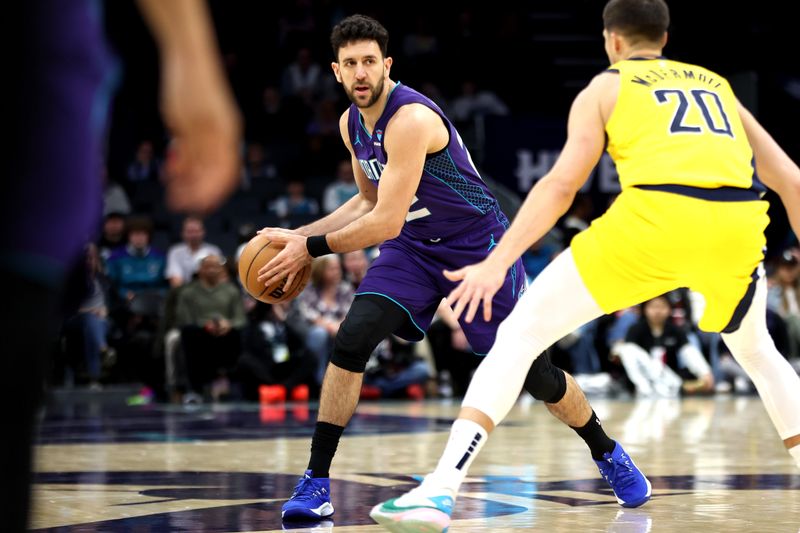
331, 62, 342, 83
384, 56, 393, 76
612, 32, 624, 54
661, 32, 668, 48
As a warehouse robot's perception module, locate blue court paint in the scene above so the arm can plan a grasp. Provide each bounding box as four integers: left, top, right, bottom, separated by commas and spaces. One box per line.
31, 471, 800, 531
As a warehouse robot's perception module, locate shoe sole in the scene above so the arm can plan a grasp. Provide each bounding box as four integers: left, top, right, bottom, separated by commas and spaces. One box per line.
280, 519, 334, 531
619, 476, 652, 508
370, 504, 450, 533
282, 503, 335, 521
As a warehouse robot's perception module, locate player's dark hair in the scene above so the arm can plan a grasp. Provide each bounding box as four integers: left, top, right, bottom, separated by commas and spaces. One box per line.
603, 0, 669, 43
330, 14, 389, 60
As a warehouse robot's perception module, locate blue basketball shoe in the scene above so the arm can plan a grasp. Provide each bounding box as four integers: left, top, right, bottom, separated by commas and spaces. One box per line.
281, 470, 334, 521
370, 481, 455, 533
595, 442, 652, 507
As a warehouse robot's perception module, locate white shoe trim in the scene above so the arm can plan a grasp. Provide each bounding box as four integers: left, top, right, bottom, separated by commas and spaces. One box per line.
309, 502, 334, 516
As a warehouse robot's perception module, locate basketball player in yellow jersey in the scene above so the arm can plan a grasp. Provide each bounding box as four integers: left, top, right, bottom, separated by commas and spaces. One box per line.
371, 0, 800, 529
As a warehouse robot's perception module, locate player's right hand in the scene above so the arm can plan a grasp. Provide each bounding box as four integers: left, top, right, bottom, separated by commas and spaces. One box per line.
256, 229, 312, 291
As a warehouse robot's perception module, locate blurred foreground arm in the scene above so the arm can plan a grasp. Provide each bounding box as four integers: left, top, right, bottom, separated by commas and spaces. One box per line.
138, 0, 242, 213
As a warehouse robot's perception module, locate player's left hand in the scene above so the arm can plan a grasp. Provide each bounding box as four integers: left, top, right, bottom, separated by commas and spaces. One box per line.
444, 259, 505, 323
256, 229, 311, 289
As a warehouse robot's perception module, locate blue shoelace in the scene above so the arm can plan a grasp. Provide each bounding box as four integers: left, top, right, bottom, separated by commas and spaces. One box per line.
604, 455, 637, 491
291, 476, 320, 501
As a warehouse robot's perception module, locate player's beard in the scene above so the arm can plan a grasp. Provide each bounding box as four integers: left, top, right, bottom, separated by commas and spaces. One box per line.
346, 77, 384, 108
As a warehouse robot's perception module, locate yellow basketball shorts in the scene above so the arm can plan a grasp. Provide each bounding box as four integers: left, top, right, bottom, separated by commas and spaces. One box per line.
571, 187, 769, 332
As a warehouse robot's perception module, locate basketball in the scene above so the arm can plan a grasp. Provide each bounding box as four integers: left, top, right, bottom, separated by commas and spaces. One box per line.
238, 233, 311, 304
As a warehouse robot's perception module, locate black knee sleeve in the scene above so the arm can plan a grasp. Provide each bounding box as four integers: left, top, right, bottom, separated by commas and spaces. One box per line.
330, 294, 408, 373
523, 353, 567, 403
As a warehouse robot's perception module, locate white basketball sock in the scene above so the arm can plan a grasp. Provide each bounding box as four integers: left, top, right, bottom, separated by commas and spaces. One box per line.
421, 419, 488, 494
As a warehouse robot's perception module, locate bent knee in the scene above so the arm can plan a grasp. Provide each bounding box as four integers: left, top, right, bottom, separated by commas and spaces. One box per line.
523, 354, 566, 403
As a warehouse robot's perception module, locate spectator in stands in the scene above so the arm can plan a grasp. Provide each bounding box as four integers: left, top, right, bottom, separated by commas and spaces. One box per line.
427, 300, 482, 398
419, 81, 450, 116
306, 99, 340, 138
281, 47, 325, 106
613, 295, 714, 397
65, 243, 113, 389
362, 337, 432, 400
450, 80, 509, 123
126, 140, 160, 183
403, 16, 439, 59
556, 318, 604, 376
241, 142, 277, 189
237, 301, 315, 401
235, 222, 258, 265
521, 236, 560, 283
292, 255, 353, 384
401, 16, 440, 79
323, 160, 359, 214
106, 216, 168, 302
166, 216, 223, 288
561, 193, 594, 246
177, 254, 246, 402
304, 99, 343, 174
277, 0, 316, 48
102, 165, 131, 216
768, 248, 800, 360
163, 218, 227, 402
342, 249, 369, 291
105, 216, 167, 383
249, 85, 309, 146
97, 212, 127, 262
268, 179, 319, 221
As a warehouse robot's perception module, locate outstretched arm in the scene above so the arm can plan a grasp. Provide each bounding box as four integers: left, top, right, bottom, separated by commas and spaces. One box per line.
446, 76, 609, 323
737, 102, 800, 239
137, 0, 241, 213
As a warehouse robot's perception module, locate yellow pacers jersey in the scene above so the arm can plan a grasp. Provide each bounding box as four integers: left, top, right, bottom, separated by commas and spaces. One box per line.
605, 58, 754, 190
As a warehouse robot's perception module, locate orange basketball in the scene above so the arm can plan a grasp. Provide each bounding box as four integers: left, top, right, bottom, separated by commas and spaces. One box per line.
238, 233, 311, 304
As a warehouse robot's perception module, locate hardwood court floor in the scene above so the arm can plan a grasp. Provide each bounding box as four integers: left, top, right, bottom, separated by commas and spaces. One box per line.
31, 395, 799, 532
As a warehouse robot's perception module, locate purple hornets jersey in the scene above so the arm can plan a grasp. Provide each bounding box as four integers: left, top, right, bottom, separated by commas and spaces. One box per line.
347, 83, 525, 352
346, 83, 507, 240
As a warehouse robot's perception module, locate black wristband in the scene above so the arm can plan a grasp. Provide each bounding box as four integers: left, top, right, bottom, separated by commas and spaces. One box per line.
306, 235, 333, 258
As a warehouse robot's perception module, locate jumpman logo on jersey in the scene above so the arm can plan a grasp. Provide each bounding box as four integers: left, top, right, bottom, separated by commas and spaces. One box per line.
354, 131, 363, 147
487, 234, 498, 251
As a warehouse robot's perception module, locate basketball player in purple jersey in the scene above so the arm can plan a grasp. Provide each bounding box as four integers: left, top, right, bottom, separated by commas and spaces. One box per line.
258, 15, 649, 522
3, 1, 240, 529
